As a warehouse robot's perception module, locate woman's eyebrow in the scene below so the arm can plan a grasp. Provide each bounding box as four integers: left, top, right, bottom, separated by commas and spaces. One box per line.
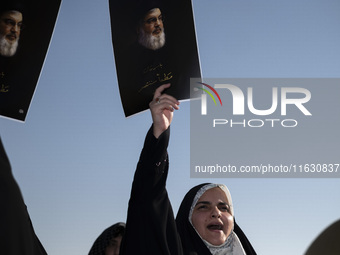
195, 201, 211, 206
195, 201, 229, 206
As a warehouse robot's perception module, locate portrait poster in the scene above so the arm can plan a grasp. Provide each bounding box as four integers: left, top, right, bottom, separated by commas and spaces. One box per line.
109, 0, 201, 117
0, 0, 62, 122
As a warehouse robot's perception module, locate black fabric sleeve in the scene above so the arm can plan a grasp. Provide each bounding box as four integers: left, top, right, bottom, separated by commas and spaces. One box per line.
120, 126, 183, 255
0, 137, 47, 255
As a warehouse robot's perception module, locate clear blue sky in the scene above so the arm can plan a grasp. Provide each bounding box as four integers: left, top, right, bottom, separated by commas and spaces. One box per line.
1, 0, 339, 254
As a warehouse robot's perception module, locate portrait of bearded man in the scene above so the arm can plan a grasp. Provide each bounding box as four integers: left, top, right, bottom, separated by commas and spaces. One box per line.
0, 10, 23, 57
109, 0, 201, 117
0, 2, 24, 58
0, 2, 26, 119
137, 7, 165, 51
0, 0, 61, 122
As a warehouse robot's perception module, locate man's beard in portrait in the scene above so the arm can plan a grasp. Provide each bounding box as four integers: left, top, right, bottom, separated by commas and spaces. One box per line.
138, 27, 165, 51
0, 34, 19, 57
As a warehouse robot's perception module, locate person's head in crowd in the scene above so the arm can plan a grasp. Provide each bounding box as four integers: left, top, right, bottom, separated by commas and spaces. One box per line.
0, 3, 24, 57
305, 219, 340, 255
88, 222, 125, 255
137, 7, 165, 50
176, 183, 254, 254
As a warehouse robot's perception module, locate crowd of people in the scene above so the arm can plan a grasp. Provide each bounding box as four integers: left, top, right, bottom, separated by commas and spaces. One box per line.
3, 83, 340, 255
1, 2, 339, 255
1, 83, 257, 255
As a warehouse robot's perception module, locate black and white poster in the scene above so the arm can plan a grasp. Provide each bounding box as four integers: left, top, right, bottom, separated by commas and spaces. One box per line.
0, 0, 61, 121
109, 0, 201, 116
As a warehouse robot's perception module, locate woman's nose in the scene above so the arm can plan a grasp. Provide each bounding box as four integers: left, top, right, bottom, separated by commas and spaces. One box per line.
211, 207, 221, 218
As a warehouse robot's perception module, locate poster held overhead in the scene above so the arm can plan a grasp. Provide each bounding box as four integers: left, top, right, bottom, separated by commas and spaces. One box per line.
0, 0, 62, 122
109, 0, 201, 117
